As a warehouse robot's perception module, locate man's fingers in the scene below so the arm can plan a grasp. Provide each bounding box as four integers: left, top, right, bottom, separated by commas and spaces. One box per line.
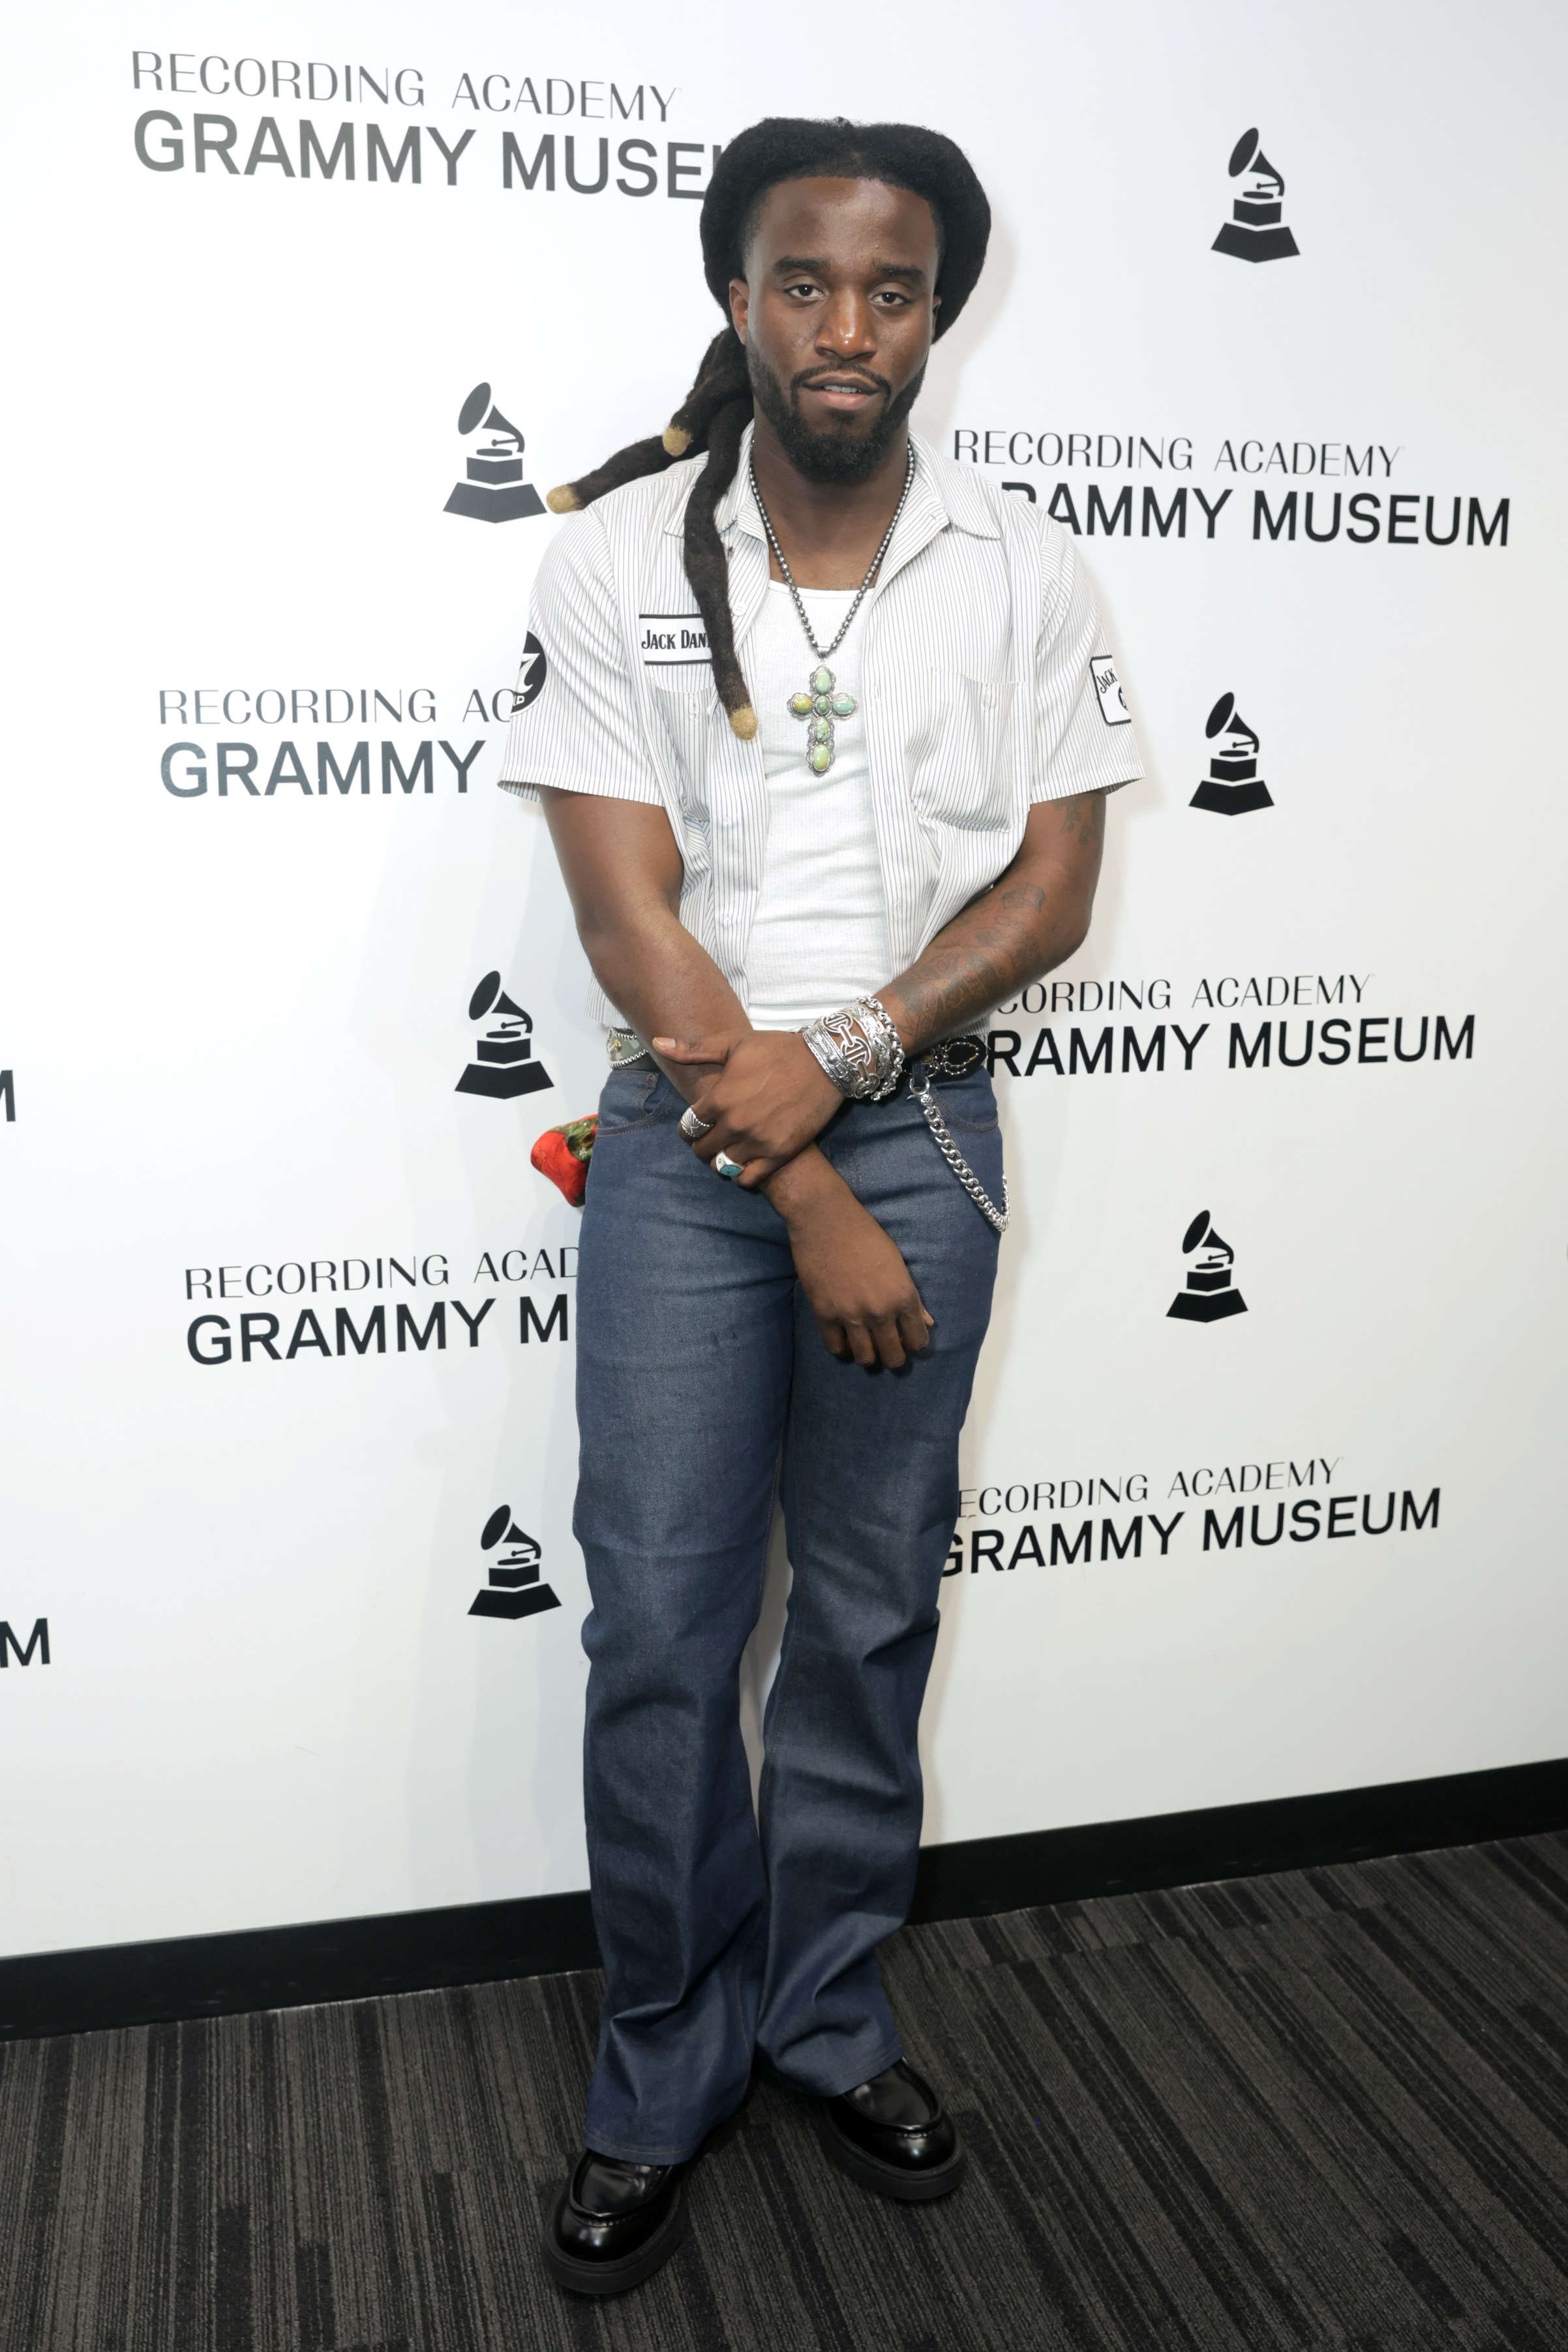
690, 1125, 775, 1180
896, 1305, 932, 1353
691, 1127, 757, 1171
654, 1034, 732, 1064
845, 1321, 879, 1368
875, 1310, 917, 1367
685, 1108, 737, 1160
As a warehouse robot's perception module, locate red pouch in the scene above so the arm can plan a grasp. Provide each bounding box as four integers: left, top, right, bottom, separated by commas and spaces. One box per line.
531, 1115, 597, 1207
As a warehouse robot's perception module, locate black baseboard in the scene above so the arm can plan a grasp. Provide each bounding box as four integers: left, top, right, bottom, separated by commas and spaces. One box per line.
906, 1754, 1568, 1923
3, 1756, 1564, 2043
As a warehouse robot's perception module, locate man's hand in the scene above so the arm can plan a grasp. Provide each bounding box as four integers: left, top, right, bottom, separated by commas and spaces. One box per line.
764, 1151, 933, 1366
655, 1029, 845, 1184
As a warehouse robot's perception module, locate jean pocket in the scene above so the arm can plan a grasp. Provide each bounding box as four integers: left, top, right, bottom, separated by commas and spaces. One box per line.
595, 1070, 664, 1133
933, 1067, 999, 1134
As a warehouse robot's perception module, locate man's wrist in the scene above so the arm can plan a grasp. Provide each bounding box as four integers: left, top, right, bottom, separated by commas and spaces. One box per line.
761, 1144, 843, 1225
799, 994, 907, 1102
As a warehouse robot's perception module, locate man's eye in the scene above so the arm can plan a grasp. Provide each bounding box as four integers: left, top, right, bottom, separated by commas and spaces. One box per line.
787, 282, 820, 297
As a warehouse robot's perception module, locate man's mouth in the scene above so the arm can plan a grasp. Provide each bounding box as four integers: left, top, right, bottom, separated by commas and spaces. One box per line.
800, 376, 884, 412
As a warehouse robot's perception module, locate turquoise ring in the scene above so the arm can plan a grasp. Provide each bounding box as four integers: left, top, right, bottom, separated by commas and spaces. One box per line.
714, 1151, 744, 1181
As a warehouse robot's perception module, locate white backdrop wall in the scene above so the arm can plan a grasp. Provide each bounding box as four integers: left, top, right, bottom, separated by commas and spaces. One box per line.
2, 0, 1563, 1961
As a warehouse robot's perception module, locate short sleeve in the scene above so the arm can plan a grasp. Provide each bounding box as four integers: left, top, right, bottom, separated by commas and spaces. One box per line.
497, 514, 661, 806
1029, 529, 1146, 804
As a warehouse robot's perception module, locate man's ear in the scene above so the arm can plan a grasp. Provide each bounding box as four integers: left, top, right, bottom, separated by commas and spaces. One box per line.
729, 277, 749, 342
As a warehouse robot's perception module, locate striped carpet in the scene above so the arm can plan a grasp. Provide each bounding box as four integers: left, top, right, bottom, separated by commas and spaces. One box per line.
3, 1832, 1567, 2350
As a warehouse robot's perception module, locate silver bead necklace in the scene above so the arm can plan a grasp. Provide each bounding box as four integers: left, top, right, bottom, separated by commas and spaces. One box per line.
748, 442, 915, 775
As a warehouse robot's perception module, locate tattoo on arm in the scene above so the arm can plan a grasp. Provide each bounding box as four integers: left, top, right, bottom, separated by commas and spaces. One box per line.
890, 932, 1014, 1040
883, 792, 1106, 1047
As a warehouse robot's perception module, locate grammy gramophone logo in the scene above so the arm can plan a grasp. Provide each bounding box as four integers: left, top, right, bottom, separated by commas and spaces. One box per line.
1192, 693, 1273, 815
1168, 1211, 1248, 1323
444, 382, 545, 523
455, 974, 554, 1100
1213, 128, 1300, 264
469, 1506, 562, 1621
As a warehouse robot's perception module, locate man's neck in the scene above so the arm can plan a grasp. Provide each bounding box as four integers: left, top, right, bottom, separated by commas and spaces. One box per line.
749, 415, 912, 592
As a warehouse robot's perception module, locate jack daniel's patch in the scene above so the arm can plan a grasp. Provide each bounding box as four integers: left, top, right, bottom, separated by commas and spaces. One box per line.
1091, 654, 1131, 725
639, 613, 711, 667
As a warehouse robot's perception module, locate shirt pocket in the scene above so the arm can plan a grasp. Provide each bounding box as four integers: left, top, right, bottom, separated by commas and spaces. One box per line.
905, 669, 1019, 833
647, 671, 719, 821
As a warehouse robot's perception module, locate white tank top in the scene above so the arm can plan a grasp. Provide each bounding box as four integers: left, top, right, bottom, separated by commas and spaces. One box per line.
742, 582, 891, 1030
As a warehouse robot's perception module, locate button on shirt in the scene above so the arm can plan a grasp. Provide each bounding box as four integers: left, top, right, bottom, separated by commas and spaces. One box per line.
500, 425, 1144, 1029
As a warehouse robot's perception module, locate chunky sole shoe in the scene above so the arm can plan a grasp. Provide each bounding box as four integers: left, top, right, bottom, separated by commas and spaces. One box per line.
543, 2182, 688, 2299
815, 2104, 968, 2203
543, 2105, 746, 2297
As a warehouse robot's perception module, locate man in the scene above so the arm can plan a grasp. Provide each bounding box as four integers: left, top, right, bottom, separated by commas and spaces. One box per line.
499, 117, 1143, 2295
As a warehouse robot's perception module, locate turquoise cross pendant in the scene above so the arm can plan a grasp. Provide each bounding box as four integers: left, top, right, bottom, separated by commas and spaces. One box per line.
787, 664, 858, 775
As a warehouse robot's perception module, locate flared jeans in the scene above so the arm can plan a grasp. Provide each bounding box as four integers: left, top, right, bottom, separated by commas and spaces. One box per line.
573, 1057, 1003, 2163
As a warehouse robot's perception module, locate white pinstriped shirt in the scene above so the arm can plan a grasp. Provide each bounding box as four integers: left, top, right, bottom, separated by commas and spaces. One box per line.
500, 426, 1143, 1028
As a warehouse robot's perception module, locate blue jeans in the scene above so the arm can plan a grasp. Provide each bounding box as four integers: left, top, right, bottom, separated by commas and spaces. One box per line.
573, 1058, 1003, 2163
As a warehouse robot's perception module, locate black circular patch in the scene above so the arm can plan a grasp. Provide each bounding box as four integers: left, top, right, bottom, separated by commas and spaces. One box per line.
513, 631, 547, 712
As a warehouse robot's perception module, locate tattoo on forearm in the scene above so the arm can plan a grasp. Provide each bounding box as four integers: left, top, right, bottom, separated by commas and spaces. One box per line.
892, 940, 1013, 1038
884, 793, 1106, 1046
1059, 794, 1102, 848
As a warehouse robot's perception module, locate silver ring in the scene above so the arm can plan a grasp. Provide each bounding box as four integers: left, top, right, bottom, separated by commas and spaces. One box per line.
714, 1151, 744, 1181
679, 1106, 713, 1141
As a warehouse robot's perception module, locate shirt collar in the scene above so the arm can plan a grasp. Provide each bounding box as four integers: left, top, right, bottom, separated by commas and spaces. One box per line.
661, 422, 1001, 545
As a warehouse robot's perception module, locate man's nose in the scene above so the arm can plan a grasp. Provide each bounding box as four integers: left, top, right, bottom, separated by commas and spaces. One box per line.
815, 290, 876, 356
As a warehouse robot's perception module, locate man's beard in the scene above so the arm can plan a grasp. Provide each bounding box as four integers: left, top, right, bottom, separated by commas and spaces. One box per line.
746, 344, 926, 484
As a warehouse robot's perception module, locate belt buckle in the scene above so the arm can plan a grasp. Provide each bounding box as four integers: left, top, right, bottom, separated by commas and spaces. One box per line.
606, 1027, 648, 1069
924, 1035, 986, 1083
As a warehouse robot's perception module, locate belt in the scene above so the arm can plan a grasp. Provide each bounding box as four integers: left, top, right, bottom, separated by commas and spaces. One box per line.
606, 1027, 988, 1085
911, 1034, 988, 1082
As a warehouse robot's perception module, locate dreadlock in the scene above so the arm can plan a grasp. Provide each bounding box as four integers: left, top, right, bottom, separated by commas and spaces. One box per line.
545, 117, 991, 739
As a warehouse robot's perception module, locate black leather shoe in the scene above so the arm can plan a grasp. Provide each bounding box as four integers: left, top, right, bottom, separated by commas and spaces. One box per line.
817, 2058, 966, 2202
543, 2107, 744, 2297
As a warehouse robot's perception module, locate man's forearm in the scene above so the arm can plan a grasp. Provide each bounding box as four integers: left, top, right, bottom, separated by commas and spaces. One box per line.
878, 792, 1105, 1052
538, 789, 751, 1106
580, 903, 749, 1104
588, 905, 849, 1211
878, 879, 1077, 1053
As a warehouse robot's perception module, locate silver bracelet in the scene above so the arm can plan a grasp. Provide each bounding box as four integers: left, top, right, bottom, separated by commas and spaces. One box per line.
800, 995, 906, 1103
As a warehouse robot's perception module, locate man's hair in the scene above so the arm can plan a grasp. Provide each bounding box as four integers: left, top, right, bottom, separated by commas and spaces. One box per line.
546, 117, 990, 737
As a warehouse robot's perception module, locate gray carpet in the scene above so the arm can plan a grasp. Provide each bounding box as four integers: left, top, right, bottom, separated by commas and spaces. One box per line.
3, 1833, 1568, 2350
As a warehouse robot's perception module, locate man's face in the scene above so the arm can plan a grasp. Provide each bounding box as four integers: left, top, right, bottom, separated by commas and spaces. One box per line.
729, 175, 942, 483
